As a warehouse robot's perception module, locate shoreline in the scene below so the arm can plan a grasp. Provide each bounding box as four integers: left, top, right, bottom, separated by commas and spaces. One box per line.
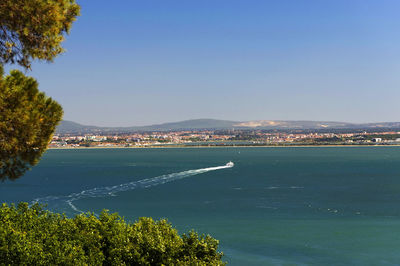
48, 144, 400, 150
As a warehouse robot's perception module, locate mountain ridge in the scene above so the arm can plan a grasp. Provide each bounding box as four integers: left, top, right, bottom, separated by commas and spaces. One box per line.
56, 119, 400, 134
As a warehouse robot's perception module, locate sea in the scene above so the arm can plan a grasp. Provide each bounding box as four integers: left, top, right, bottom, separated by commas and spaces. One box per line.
1, 147, 400, 265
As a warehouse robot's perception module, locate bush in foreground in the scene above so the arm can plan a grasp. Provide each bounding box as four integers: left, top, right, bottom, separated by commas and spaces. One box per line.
0, 203, 225, 265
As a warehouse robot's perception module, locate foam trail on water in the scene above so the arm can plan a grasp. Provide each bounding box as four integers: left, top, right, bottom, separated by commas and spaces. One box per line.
31, 163, 233, 215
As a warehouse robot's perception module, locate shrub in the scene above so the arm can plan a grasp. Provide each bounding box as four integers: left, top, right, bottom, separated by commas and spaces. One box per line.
0, 202, 225, 265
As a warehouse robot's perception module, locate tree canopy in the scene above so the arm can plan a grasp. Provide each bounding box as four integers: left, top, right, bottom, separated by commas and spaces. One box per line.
0, 66, 63, 181
0, 203, 226, 265
0, 0, 80, 180
0, 0, 80, 68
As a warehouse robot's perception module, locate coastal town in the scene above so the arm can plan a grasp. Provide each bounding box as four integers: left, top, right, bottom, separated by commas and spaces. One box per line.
49, 129, 400, 148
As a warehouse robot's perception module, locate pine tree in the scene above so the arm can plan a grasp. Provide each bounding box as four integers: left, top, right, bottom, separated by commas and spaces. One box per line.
0, 0, 79, 180
0, 0, 80, 69
0, 66, 63, 180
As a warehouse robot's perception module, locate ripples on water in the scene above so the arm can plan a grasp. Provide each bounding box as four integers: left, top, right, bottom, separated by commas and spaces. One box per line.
32, 163, 233, 215
2, 147, 400, 265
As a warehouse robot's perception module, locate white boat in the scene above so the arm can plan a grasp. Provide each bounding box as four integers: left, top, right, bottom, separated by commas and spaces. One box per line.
226, 161, 234, 167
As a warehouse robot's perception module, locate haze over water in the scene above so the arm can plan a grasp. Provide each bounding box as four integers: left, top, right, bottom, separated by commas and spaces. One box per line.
2, 147, 400, 265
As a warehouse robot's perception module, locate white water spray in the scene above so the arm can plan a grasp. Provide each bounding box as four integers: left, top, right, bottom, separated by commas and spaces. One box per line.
31, 163, 233, 215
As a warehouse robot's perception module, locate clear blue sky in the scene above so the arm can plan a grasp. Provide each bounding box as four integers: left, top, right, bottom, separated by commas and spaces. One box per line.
12, 0, 400, 126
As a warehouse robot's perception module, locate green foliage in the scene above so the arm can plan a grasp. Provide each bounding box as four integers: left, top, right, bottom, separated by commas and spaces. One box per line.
0, 203, 226, 265
0, 66, 63, 181
0, 0, 80, 68
0, 0, 79, 180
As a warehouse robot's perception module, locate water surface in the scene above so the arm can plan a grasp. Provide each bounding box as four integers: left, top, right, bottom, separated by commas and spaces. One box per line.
1, 147, 400, 265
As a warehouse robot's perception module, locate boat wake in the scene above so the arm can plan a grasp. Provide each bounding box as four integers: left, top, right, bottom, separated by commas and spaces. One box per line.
31, 163, 233, 215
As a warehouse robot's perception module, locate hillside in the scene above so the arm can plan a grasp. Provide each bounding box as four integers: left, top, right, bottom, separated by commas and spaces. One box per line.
55, 119, 400, 134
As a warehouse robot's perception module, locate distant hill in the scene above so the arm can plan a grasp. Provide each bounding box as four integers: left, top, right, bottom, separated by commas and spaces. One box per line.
55, 119, 400, 134
139, 119, 238, 130
56, 119, 238, 134
56, 121, 99, 132
233, 120, 353, 129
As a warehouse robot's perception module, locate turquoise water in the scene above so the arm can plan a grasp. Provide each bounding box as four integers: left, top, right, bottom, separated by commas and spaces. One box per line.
2, 147, 400, 265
